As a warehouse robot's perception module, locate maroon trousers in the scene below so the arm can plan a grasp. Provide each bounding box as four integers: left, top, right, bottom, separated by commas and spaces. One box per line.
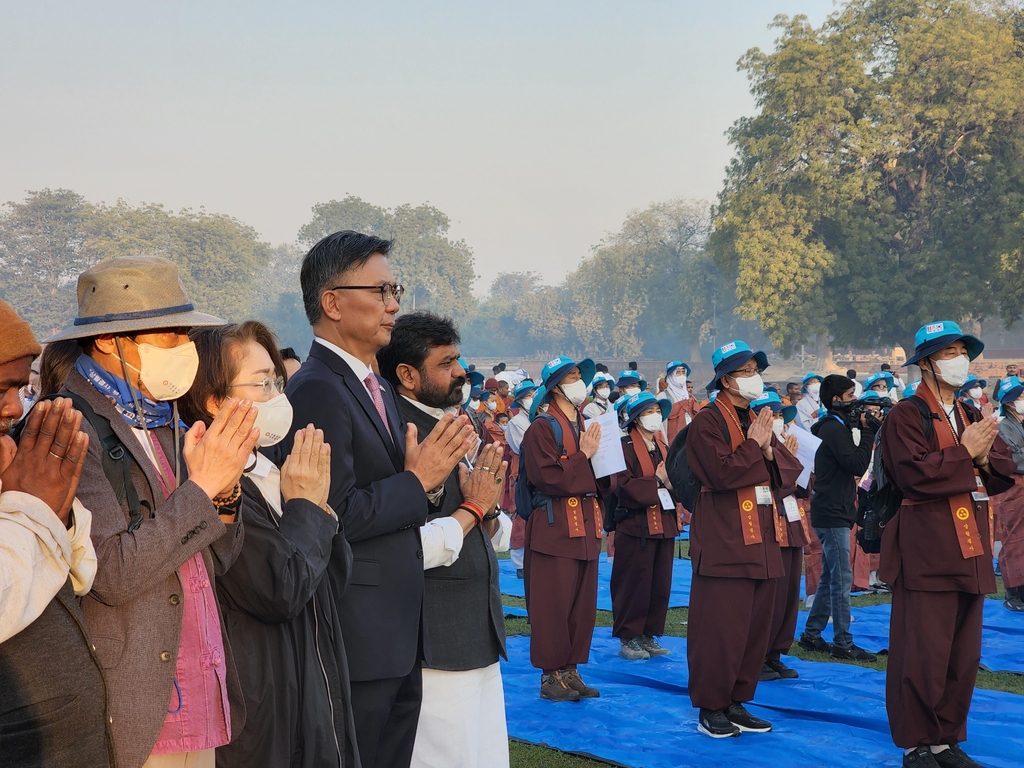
997, 477, 1024, 589
525, 550, 598, 672
886, 577, 985, 748
687, 573, 776, 711
767, 546, 803, 660
609, 532, 674, 639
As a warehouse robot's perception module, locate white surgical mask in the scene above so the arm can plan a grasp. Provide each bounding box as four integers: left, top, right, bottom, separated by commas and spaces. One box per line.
462, 382, 472, 404
520, 396, 534, 411
559, 379, 589, 407
806, 382, 821, 399
486, 399, 497, 411
932, 355, 970, 388
470, 398, 480, 409
595, 386, 611, 400
499, 424, 508, 432
252, 393, 293, 447
639, 413, 663, 433
733, 373, 764, 402
126, 340, 199, 401
772, 419, 785, 439
968, 387, 983, 401
1015, 400, 1024, 417
622, 386, 641, 397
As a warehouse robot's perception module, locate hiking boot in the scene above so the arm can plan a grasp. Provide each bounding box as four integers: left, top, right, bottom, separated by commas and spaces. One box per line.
561, 668, 600, 698
797, 633, 831, 653
697, 708, 741, 739
764, 658, 799, 679
724, 703, 772, 733
830, 643, 877, 662
638, 635, 671, 657
1004, 595, 1024, 613
539, 671, 580, 702
932, 745, 988, 768
903, 747, 941, 768
758, 662, 781, 682
619, 637, 651, 661
516, 568, 524, 579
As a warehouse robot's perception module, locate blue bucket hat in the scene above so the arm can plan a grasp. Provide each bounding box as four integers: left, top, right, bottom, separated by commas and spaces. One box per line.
614, 395, 630, 412
801, 372, 823, 387
858, 390, 888, 403
530, 356, 595, 416
863, 371, 895, 392
616, 370, 647, 391
905, 320, 984, 367
621, 391, 672, 429
997, 376, 1024, 405
478, 390, 493, 401
512, 379, 537, 401
960, 374, 988, 393
903, 380, 922, 399
666, 360, 692, 377
750, 391, 784, 413
707, 340, 769, 392
781, 404, 797, 424
469, 386, 483, 400
458, 357, 485, 388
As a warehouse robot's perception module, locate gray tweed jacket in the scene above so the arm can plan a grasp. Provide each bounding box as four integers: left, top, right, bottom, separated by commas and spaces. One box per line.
62, 371, 245, 768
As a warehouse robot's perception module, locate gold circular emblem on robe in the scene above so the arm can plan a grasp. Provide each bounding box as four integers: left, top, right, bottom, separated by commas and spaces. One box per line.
741, 500, 754, 512
956, 507, 970, 521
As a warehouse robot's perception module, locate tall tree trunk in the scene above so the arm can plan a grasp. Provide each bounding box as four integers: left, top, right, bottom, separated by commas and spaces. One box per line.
816, 333, 834, 372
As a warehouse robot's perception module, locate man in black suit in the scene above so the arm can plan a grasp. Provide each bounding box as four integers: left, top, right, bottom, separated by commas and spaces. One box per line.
281, 230, 477, 768
377, 311, 512, 768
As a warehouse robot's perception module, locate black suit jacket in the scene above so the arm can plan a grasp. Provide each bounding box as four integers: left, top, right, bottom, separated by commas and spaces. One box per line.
279, 341, 430, 681
399, 399, 507, 672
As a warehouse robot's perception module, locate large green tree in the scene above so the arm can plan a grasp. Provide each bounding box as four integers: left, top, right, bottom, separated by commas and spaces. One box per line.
710, 0, 1024, 354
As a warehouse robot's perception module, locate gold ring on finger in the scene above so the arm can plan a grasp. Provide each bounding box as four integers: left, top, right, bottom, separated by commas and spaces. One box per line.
48, 451, 64, 460
480, 466, 491, 472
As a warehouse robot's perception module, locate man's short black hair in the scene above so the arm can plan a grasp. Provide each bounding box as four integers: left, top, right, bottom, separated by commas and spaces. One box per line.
846, 369, 857, 379
280, 347, 301, 363
821, 374, 855, 411
786, 381, 800, 391
498, 362, 506, 371
880, 363, 891, 371
468, 363, 476, 372
628, 361, 638, 370
377, 311, 461, 389
492, 365, 501, 374
300, 230, 393, 325
595, 363, 609, 373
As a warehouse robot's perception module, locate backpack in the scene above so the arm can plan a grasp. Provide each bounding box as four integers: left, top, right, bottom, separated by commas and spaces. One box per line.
14, 393, 147, 532
665, 407, 728, 514
514, 413, 563, 526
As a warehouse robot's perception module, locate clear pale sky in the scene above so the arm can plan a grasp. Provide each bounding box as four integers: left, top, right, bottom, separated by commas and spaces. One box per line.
1, 0, 836, 292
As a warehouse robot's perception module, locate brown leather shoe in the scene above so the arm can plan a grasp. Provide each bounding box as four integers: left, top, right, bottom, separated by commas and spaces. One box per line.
540, 671, 581, 702
561, 668, 600, 698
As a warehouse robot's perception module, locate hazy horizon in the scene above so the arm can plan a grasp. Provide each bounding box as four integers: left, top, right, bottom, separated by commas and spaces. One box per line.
2, 0, 836, 292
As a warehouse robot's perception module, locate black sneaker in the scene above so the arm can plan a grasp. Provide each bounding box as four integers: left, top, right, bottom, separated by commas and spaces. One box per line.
797, 633, 831, 653
516, 568, 524, 579
830, 643, 877, 662
764, 658, 799, 679
903, 747, 941, 768
1004, 596, 1024, 613
932, 744, 988, 768
697, 708, 741, 739
561, 668, 600, 698
758, 662, 781, 682
539, 671, 580, 702
724, 703, 772, 733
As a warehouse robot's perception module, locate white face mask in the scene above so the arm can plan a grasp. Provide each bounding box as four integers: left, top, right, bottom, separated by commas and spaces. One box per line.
622, 386, 641, 397
127, 340, 199, 401
485, 399, 497, 411
732, 373, 764, 402
806, 382, 821, 399
931, 355, 970, 388
1015, 400, 1024, 417
462, 382, 472, 404
470, 398, 480, 409
559, 379, 589, 407
772, 419, 785, 439
595, 386, 611, 400
639, 413, 663, 433
520, 396, 533, 411
968, 387, 983, 400
251, 393, 294, 447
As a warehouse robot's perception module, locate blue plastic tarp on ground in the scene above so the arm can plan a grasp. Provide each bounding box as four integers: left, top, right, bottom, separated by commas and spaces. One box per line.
797, 600, 1024, 675
502, 629, 1024, 768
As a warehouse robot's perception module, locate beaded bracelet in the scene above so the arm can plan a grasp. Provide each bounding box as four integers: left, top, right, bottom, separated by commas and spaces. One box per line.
213, 483, 242, 509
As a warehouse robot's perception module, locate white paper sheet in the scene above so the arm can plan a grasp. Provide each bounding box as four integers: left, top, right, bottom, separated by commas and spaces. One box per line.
789, 428, 822, 489
585, 409, 627, 479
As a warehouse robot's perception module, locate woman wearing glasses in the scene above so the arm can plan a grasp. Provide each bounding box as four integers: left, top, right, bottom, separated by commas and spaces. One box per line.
180, 321, 359, 768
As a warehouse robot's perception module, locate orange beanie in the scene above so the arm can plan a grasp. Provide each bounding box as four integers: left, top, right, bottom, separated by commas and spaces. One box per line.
0, 298, 42, 367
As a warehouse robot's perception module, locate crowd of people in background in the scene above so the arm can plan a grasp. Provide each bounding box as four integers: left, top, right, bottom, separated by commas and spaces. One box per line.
2, 230, 1023, 768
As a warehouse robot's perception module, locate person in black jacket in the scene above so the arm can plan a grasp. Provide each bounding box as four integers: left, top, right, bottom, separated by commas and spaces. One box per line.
798, 374, 878, 661
181, 321, 360, 768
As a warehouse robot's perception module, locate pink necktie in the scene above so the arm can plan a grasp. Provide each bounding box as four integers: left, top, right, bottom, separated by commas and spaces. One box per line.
364, 373, 393, 442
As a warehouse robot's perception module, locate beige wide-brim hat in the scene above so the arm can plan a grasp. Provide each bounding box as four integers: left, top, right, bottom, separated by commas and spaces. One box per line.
45, 255, 224, 342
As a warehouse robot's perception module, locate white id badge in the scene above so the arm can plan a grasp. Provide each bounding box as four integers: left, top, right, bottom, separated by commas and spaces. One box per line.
658, 488, 675, 511
685, 413, 693, 426
783, 495, 801, 522
972, 491, 989, 502
755, 486, 773, 506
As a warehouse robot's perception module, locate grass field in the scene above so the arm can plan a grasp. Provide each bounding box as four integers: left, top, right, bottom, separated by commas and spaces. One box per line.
502, 540, 1024, 765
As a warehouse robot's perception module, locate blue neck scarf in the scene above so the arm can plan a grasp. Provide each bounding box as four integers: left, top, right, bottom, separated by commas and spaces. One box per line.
74, 354, 176, 429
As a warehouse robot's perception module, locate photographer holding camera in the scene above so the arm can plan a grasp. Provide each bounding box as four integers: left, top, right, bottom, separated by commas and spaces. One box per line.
797, 374, 879, 661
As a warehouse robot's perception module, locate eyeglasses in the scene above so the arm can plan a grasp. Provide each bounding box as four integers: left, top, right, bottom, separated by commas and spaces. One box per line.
329, 283, 405, 305
732, 366, 761, 378
230, 376, 285, 398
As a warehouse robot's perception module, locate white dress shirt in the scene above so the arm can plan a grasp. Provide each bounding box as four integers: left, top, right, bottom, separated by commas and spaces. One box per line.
315, 336, 378, 400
